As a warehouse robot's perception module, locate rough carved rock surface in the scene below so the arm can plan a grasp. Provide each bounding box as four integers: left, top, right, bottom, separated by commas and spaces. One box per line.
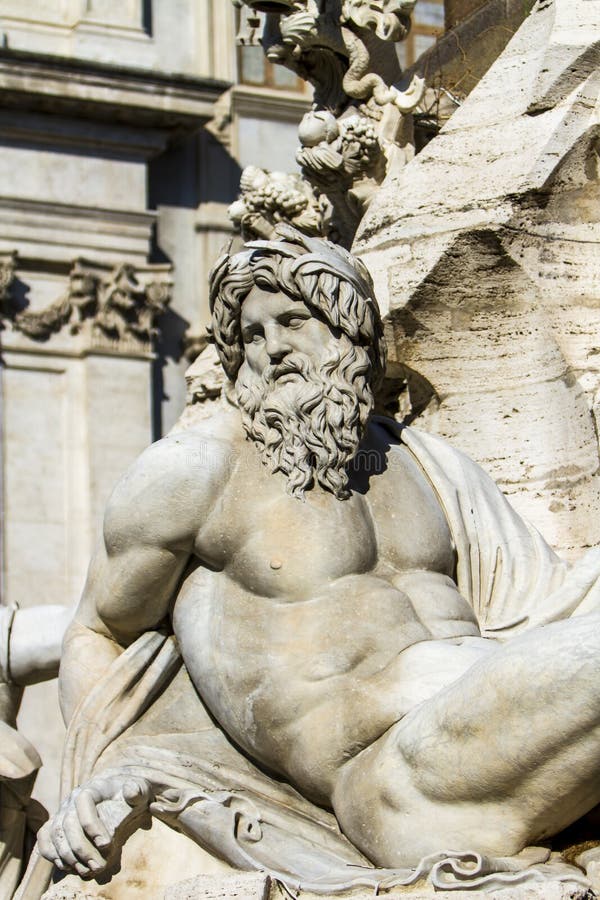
354, 0, 600, 557
42, 871, 596, 900
164, 871, 271, 900
165, 871, 596, 900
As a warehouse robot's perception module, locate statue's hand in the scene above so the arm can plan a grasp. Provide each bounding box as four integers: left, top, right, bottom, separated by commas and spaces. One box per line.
38, 774, 153, 877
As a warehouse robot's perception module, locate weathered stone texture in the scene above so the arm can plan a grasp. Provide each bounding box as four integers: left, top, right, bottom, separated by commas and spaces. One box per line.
165, 872, 270, 900
355, 0, 600, 556
163, 871, 595, 900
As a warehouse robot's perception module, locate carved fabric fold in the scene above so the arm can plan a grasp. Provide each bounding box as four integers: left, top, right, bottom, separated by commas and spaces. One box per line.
56, 620, 589, 893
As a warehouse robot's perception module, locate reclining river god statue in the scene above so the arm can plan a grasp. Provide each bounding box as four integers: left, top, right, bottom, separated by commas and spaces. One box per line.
32, 227, 600, 895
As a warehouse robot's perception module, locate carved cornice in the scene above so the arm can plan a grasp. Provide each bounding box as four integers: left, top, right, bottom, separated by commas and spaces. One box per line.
0, 254, 173, 354
231, 84, 311, 122
0, 47, 230, 130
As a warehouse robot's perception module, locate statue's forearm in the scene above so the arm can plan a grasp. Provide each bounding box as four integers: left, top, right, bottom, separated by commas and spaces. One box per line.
0, 603, 71, 727
59, 619, 124, 724
7, 604, 73, 686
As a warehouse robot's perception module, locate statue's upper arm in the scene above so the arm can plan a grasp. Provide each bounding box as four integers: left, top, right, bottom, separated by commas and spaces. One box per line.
80, 431, 230, 638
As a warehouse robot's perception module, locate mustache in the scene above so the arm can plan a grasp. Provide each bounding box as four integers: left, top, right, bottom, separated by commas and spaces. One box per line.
264, 353, 312, 383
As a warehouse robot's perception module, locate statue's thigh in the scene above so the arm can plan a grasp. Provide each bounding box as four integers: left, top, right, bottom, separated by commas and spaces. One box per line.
332, 616, 600, 866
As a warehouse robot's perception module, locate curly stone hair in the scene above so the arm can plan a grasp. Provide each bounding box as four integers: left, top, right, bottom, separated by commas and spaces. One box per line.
208, 226, 387, 389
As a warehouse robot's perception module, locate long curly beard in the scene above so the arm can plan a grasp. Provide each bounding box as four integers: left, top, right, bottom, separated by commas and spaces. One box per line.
234, 338, 374, 499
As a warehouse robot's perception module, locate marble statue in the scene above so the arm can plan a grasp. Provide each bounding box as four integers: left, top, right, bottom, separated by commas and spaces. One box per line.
0, 604, 71, 897
32, 228, 600, 895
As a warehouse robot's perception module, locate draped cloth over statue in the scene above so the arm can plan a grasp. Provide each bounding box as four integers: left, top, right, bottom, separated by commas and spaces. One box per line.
55, 427, 600, 894
0, 720, 42, 899
397, 425, 600, 635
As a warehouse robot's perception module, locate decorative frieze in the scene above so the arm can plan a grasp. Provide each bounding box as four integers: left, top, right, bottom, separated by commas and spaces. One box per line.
0, 252, 16, 320
0, 255, 173, 354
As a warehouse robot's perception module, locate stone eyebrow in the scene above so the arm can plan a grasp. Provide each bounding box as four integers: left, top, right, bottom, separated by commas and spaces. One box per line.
241, 322, 262, 341
277, 308, 310, 320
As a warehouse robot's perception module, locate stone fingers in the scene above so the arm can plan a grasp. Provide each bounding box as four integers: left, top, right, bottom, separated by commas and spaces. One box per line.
37, 819, 63, 871
37, 789, 110, 876
75, 787, 112, 851
122, 776, 153, 809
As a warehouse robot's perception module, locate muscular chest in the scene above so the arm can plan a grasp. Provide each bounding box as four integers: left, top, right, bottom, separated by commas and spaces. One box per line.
366, 444, 456, 578
195, 438, 455, 599
196, 453, 377, 599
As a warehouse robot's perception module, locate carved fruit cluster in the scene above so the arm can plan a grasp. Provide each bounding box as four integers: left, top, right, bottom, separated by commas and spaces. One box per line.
244, 181, 309, 218
340, 117, 379, 169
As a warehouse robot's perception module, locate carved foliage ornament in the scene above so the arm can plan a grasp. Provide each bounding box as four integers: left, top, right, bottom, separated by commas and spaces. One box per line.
0, 253, 16, 318
231, 0, 425, 246
0, 255, 172, 351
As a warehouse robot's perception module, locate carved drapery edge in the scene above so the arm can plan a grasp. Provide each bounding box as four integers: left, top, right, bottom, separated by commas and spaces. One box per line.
0, 256, 174, 353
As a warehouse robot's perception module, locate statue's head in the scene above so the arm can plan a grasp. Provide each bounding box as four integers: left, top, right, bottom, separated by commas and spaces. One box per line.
208, 226, 386, 500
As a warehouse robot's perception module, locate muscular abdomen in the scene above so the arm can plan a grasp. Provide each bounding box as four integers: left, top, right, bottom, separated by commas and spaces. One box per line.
173, 566, 432, 796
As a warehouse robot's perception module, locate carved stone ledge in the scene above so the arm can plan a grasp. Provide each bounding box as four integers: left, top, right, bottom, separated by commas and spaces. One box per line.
0, 47, 230, 131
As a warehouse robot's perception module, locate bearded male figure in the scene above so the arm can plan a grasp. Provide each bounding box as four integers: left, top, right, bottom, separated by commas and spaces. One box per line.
34, 228, 600, 894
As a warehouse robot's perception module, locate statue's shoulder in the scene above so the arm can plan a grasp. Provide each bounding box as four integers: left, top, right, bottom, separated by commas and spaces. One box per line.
165, 409, 243, 461
105, 411, 243, 537
143, 409, 242, 473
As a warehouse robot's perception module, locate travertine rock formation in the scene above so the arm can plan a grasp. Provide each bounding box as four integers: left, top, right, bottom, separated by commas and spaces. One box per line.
354, 0, 600, 556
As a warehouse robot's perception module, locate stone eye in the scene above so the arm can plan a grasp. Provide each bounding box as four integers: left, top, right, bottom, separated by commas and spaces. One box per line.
284, 316, 308, 329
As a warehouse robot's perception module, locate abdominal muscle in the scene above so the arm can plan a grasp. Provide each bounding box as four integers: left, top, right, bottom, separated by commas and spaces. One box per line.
173, 565, 495, 805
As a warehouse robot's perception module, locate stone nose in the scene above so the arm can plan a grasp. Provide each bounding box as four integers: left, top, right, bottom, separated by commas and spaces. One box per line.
265, 325, 292, 361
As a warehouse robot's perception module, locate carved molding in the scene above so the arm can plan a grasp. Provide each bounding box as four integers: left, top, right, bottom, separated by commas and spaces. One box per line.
205, 89, 234, 153
0, 254, 173, 354
231, 0, 425, 246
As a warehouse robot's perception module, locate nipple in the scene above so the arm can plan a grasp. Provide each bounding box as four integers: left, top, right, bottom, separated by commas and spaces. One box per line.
270, 558, 282, 570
